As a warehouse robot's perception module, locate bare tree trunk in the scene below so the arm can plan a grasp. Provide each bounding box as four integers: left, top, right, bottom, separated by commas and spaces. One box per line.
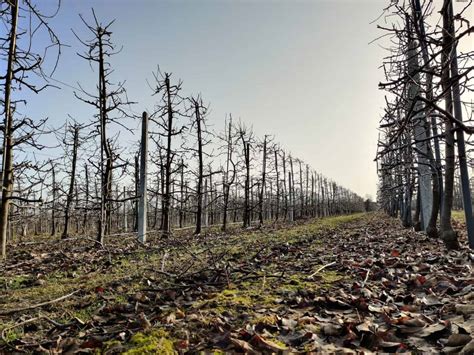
161, 76, 174, 237
0, 0, 18, 258
51, 162, 57, 236
299, 160, 304, 218
134, 154, 139, 231
305, 164, 309, 217
75, 185, 80, 233
406, 16, 432, 231
282, 152, 288, 220
288, 171, 293, 222
97, 34, 112, 244
195, 101, 204, 235
412, 0, 443, 236
184, 182, 188, 226
179, 160, 184, 229
83, 164, 89, 234
105, 141, 113, 237
446, 0, 474, 249
222, 118, 233, 231
243, 142, 251, 228
289, 156, 295, 221
159, 154, 165, 231
274, 149, 280, 221
258, 136, 267, 226
209, 170, 214, 226
138, 112, 148, 243
440, 0, 461, 249
123, 186, 128, 232
62, 126, 79, 239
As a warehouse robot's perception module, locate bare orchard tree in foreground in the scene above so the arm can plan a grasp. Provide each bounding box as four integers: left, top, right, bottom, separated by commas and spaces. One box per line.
0, 0, 61, 257
73, 10, 133, 244
150, 70, 186, 237
60, 122, 84, 239
187, 96, 215, 235
219, 115, 237, 231
376, 0, 474, 249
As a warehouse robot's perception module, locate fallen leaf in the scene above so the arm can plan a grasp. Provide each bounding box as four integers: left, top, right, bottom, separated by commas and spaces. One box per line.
230, 337, 258, 354
250, 334, 287, 351
446, 333, 472, 347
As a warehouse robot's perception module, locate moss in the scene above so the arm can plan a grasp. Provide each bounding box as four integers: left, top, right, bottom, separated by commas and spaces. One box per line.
115, 295, 128, 304
72, 304, 98, 322
452, 210, 465, 222
251, 314, 278, 326
123, 329, 175, 355
321, 270, 344, 283
195, 266, 348, 317
2, 260, 142, 314
269, 338, 287, 348
0, 275, 31, 290
194, 284, 278, 317
277, 270, 343, 294
268, 213, 363, 245
102, 339, 123, 353
0, 325, 23, 344
211, 288, 252, 308
280, 276, 315, 292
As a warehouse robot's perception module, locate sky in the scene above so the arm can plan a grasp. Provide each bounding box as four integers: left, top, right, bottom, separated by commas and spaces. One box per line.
10, 0, 474, 198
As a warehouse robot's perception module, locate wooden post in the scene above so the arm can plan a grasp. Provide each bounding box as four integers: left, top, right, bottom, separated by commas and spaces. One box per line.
138, 112, 149, 243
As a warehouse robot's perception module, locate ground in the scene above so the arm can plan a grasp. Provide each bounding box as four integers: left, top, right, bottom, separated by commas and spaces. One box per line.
0, 213, 473, 353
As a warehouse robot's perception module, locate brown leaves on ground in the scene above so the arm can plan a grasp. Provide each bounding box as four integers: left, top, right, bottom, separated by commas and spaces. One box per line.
0, 213, 473, 353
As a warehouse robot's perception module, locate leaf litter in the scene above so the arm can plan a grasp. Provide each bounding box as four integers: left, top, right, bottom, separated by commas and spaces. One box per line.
0, 212, 473, 353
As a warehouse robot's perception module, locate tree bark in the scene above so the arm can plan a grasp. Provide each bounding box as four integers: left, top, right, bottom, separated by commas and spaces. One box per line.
62, 126, 79, 239
194, 101, 204, 235
258, 136, 267, 226
137, 112, 148, 243
440, 0, 461, 249
0, 0, 19, 258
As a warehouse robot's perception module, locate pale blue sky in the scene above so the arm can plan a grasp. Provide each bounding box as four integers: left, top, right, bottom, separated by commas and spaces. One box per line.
14, 0, 469, 198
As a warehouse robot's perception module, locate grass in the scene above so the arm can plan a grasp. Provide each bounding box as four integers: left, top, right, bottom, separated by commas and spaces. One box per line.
0, 212, 365, 351
187, 214, 359, 326
452, 209, 466, 222
104, 329, 176, 355
0, 275, 31, 290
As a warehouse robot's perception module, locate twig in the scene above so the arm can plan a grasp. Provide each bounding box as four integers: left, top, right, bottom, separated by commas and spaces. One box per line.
361, 267, 371, 287
3, 261, 29, 270
0, 290, 80, 315
238, 271, 285, 282
142, 281, 225, 292
308, 261, 336, 278
145, 268, 176, 278
161, 251, 168, 272
1, 316, 45, 342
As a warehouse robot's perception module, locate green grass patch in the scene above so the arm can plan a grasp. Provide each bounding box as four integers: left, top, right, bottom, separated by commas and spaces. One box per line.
452, 210, 466, 222
0, 212, 362, 351
0, 275, 32, 290
101, 329, 176, 355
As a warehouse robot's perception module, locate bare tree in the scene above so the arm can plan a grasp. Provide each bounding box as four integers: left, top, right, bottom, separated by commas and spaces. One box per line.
0, 0, 61, 257
73, 10, 133, 244
150, 70, 186, 237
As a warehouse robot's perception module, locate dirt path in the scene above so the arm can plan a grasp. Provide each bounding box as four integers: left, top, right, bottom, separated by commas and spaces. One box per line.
1, 213, 473, 353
